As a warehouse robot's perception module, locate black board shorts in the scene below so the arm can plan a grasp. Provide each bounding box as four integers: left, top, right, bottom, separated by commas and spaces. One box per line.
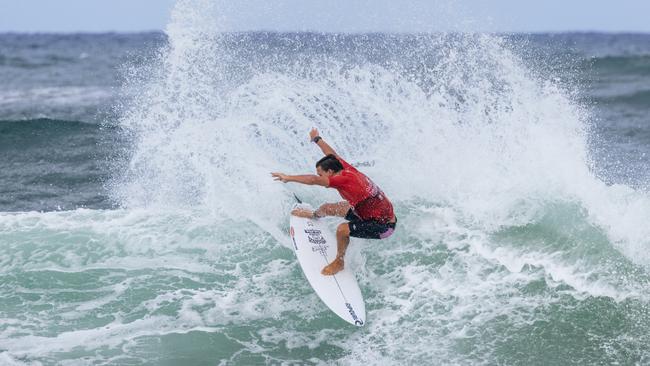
345, 209, 396, 239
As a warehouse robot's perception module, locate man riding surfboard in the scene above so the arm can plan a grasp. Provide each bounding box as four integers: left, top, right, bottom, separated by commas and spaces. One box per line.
271, 128, 396, 275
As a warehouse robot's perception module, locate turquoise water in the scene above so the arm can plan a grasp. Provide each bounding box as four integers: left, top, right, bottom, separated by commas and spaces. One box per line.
1, 203, 648, 364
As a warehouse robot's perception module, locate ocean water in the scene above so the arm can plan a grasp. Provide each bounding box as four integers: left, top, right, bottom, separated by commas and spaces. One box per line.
2, 2, 650, 365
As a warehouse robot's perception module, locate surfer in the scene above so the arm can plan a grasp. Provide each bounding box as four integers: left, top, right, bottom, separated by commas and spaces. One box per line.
271, 128, 396, 275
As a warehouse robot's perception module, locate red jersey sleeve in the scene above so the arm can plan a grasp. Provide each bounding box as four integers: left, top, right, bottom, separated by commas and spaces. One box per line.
328, 172, 353, 188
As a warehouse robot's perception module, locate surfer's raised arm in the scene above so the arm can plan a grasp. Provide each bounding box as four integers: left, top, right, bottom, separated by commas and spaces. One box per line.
269, 129, 342, 188
309, 128, 338, 157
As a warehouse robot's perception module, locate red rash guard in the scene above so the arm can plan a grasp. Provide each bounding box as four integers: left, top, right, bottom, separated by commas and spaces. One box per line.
327, 157, 394, 222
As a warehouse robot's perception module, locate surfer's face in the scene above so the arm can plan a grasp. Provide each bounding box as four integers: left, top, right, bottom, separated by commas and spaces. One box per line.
316, 166, 336, 177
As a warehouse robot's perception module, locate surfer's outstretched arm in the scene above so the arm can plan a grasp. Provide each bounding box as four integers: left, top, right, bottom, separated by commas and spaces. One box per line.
310, 128, 338, 157
271, 173, 329, 187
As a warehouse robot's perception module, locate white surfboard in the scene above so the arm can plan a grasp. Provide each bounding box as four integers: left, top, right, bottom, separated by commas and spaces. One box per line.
289, 204, 366, 326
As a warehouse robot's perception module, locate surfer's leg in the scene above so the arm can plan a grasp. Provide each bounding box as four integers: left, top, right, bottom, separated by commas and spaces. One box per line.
315, 201, 350, 217
291, 201, 349, 218
322, 222, 349, 275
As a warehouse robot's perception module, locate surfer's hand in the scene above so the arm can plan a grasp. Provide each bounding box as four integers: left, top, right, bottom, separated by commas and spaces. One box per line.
271, 172, 289, 183
309, 128, 319, 141
291, 208, 314, 218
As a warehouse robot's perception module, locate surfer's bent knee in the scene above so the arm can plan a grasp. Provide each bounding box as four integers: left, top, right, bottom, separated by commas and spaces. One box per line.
336, 223, 350, 236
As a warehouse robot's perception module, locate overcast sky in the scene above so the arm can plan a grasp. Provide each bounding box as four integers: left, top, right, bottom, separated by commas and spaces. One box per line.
1, 0, 649, 33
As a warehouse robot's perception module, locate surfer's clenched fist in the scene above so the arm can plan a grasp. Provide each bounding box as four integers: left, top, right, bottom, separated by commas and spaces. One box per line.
309, 127, 320, 141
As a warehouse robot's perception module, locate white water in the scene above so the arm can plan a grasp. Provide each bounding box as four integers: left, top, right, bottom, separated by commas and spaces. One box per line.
114, 1, 650, 265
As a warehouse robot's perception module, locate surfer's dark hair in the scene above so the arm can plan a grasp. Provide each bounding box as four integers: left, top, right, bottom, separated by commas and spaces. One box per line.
316, 154, 344, 172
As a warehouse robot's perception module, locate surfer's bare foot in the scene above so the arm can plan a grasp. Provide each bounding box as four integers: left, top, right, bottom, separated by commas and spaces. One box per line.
321, 258, 344, 275
291, 208, 314, 218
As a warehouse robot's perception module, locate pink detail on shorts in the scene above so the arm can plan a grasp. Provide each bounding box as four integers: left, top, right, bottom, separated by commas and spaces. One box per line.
379, 228, 395, 239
